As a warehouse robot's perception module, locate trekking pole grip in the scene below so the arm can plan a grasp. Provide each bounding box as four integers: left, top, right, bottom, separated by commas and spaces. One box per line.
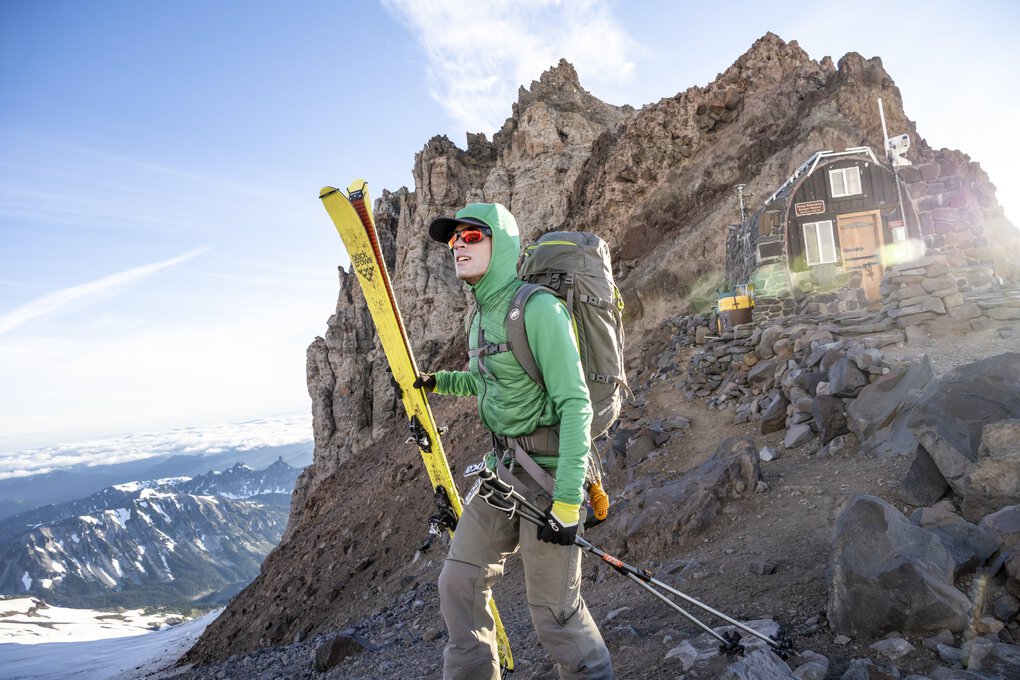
477, 466, 514, 495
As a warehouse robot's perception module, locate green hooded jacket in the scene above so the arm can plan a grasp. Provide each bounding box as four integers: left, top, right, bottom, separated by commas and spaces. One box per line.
433, 203, 592, 506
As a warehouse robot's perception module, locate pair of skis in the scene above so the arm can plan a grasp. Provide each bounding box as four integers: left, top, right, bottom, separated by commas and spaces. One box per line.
320, 181, 515, 674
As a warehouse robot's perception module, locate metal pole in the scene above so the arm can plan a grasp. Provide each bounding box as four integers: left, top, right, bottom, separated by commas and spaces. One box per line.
735, 184, 747, 224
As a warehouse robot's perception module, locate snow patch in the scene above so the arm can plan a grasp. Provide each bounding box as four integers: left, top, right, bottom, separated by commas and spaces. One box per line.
50, 561, 66, 574
21, 573, 31, 591
79, 515, 99, 525
71, 534, 80, 543
108, 508, 131, 529
159, 554, 174, 581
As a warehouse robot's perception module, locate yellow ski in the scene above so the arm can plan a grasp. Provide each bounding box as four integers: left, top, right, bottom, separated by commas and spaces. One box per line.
320, 180, 514, 675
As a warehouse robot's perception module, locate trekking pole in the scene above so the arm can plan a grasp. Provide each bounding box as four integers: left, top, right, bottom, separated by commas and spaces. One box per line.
473, 467, 794, 659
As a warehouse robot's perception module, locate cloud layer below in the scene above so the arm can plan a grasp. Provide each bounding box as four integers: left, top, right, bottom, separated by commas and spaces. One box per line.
0, 413, 312, 480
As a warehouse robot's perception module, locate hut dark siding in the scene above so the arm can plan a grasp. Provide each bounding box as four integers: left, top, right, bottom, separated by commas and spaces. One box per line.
787, 159, 908, 272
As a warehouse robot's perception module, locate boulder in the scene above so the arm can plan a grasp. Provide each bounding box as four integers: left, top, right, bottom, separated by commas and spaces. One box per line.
964, 639, 1020, 678
792, 650, 829, 680
910, 506, 999, 576
817, 434, 855, 458
715, 648, 797, 680
899, 445, 950, 506
784, 423, 814, 449
828, 357, 868, 397
793, 370, 827, 395
812, 395, 849, 445
848, 357, 935, 457
624, 430, 659, 467
665, 620, 782, 673
314, 631, 374, 672
961, 420, 1020, 521
905, 353, 1020, 503
838, 658, 902, 679
827, 494, 971, 636
869, 636, 915, 660
978, 505, 1020, 596
617, 437, 761, 555
760, 391, 789, 434
747, 358, 777, 392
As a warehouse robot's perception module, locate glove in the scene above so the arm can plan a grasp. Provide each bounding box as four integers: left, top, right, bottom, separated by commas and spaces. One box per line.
413, 373, 436, 392
538, 501, 579, 546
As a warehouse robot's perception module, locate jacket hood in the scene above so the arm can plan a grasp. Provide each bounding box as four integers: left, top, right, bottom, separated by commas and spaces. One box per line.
453, 203, 520, 303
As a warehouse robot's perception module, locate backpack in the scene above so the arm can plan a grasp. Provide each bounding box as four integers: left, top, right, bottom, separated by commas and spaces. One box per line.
465, 231, 628, 522
507, 231, 630, 438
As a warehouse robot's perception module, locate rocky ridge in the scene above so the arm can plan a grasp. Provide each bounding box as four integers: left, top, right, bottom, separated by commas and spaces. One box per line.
182, 33, 1020, 678
0, 459, 299, 608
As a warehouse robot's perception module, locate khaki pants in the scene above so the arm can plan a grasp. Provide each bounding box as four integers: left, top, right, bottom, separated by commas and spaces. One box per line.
438, 472, 613, 680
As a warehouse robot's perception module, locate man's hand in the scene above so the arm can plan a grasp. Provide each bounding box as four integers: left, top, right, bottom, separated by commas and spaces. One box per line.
538, 501, 579, 546
413, 374, 436, 392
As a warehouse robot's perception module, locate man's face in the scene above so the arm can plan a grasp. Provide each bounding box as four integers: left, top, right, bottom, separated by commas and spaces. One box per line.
450, 223, 492, 285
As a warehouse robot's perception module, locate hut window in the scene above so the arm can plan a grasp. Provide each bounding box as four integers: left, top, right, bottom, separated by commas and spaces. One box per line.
828, 166, 862, 198
803, 220, 837, 265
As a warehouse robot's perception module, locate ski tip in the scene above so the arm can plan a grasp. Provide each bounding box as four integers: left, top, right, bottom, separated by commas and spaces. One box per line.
319, 186, 339, 199
347, 178, 369, 196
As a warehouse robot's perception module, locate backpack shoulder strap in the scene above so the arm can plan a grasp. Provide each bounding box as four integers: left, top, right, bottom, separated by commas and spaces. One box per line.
505, 282, 551, 389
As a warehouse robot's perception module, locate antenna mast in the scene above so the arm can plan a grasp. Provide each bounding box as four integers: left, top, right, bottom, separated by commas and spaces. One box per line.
734, 184, 747, 224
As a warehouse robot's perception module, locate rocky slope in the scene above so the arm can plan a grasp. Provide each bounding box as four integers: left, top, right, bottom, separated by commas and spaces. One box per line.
184, 33, 1020, 675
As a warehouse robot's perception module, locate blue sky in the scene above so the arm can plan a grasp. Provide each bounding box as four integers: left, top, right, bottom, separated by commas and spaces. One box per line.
1, 1, 1017, 456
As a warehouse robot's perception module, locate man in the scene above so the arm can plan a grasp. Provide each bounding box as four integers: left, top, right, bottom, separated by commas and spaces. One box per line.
419, 203, 613, 680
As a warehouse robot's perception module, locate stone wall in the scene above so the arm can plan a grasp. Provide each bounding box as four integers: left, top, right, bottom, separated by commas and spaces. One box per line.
878, 255, 1020, 335
900, 150, 1020, 279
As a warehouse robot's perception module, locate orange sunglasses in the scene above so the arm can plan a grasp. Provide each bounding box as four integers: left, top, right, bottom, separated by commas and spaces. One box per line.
447, 226, 492, 249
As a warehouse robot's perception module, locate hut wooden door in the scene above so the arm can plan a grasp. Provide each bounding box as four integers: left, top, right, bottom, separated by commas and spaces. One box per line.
837, 210, 884, 302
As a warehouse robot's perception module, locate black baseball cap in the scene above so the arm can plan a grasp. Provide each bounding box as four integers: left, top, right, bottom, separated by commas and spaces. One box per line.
428, 215, 491, 244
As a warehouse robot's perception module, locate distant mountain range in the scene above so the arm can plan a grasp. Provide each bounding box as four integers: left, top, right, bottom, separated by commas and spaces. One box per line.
0, 458, 302, 608
0, 442, 312, 521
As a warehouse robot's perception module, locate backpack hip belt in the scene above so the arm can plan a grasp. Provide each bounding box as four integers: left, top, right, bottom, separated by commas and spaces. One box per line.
491, 429, 559, 496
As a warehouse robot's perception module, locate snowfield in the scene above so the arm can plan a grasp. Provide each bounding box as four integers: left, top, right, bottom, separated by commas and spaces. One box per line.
0, 598, 219, 679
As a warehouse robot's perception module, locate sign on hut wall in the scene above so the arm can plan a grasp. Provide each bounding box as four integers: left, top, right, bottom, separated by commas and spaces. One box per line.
794, 200, 826, 217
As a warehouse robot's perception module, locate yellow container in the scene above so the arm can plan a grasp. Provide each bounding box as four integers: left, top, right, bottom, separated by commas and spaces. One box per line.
717, 294, 753, 312
716, 291, 754, 333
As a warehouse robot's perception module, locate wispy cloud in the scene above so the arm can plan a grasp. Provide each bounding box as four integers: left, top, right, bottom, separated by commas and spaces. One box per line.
383, 0, 638, 135
0, 248, 208, 335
